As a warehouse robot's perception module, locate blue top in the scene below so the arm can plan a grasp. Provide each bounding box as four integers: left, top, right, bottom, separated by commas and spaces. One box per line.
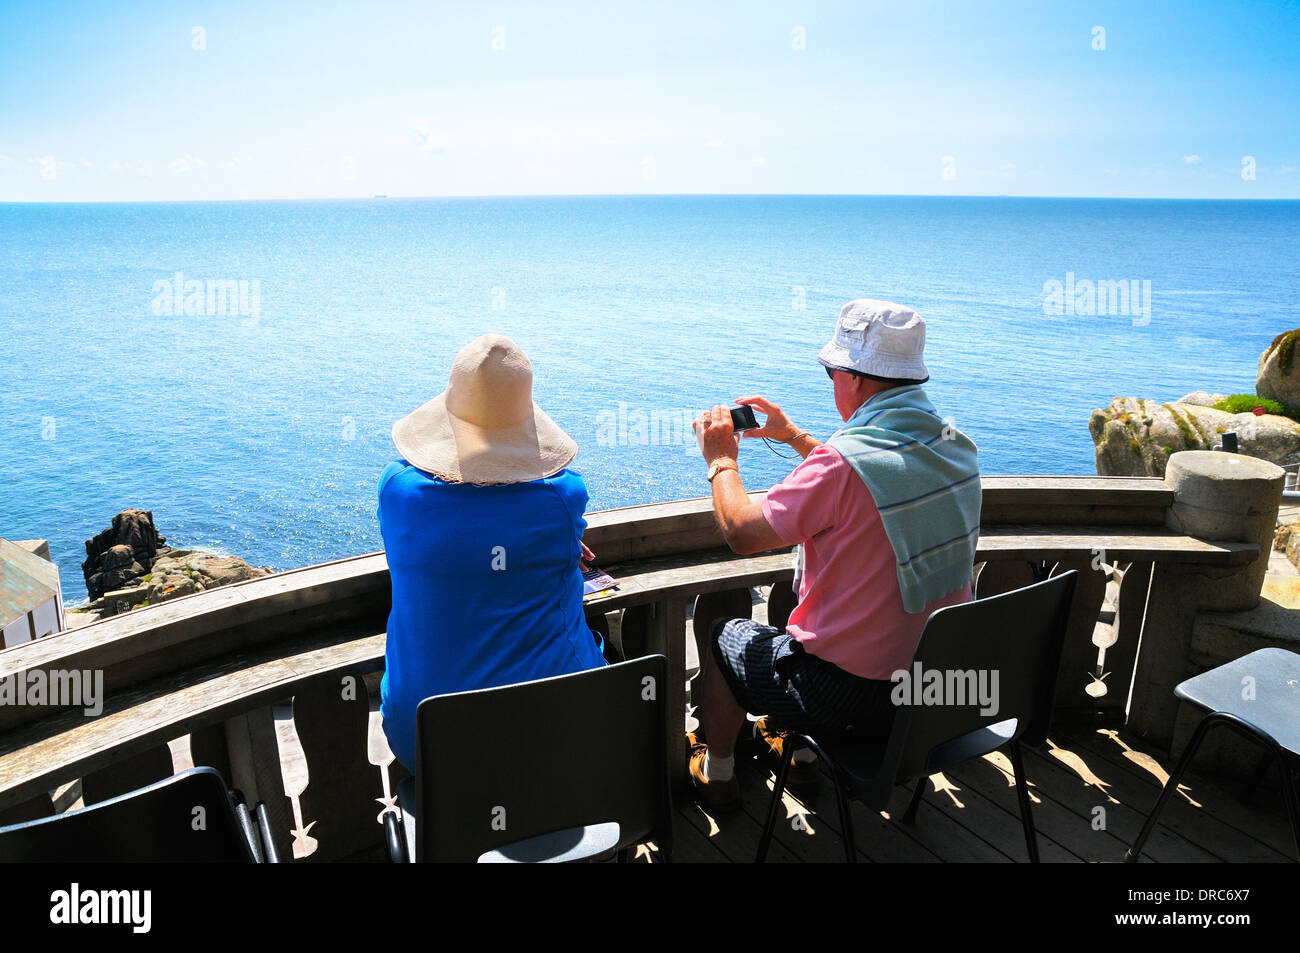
377, 460, 607, 769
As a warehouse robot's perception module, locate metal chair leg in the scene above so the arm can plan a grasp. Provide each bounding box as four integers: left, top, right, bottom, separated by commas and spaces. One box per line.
1125, 714, 1219, 863
1282, 761, 1300, 862
795, 735, 855, 863
1009, 742, 1039, 863
831, 768, 857, 863
1129, 714, 1300, 863
903, 778, 927, 825
755, 738, 796, 863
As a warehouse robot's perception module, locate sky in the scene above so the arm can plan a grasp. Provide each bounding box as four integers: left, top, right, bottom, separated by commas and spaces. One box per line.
2, 0, 1299, 201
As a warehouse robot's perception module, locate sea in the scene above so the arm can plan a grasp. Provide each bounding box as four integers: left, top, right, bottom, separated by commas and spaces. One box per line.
2, 195, 1297, 603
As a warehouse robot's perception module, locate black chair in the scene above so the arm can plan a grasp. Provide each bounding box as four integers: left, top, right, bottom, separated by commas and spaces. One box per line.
0, 766, 281, 862
386, 655, 673, 863
1125, 646, 1300, 862
756, 571, 1078, 863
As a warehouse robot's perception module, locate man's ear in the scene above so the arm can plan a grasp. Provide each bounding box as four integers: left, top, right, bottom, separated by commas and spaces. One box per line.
851, 376, 877, 405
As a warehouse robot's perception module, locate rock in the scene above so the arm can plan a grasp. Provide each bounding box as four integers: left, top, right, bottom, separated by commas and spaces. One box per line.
103, 545, 136, 569
81, 509, 169, 600
78, 509, 270, 612
1176, 391, 1228, 407
144, 551, 270, 605
1274, 521, 1297, 553
1090, 396, 1300, 477
1257, 330, 1300, 406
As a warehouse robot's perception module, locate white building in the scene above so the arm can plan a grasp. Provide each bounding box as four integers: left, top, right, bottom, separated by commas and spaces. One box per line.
0, 538, 66, 649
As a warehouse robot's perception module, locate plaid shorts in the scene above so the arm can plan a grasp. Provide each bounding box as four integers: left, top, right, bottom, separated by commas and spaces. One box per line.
710, 618, 896, 737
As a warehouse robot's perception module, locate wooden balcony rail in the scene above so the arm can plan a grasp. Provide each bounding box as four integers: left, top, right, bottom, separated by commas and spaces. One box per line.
0, 475, 1271, 861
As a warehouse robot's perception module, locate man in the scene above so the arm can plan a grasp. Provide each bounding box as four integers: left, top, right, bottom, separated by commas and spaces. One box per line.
688, 299, 982, 810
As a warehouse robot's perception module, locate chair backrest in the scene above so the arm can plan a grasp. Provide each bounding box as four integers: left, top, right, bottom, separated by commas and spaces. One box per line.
411, 655, 669, 863
0, 767, 256, 862
882, 571, 1078, 785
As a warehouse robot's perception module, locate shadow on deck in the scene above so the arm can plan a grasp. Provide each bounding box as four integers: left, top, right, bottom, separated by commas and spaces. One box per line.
631, 724, 1294, 864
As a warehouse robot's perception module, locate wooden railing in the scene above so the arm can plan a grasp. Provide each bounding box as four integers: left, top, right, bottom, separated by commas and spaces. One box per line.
0, 476, 1266, 862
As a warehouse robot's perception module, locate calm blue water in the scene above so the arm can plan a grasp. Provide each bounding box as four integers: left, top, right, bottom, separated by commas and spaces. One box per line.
2, 196, 1297, 603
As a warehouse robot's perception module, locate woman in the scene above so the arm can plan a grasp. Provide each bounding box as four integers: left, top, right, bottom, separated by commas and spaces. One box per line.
378, 333, 607, 770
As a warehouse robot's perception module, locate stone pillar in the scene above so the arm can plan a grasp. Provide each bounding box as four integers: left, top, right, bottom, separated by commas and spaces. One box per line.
1127, 451, 1283, 751
1163, 451, 1284, 611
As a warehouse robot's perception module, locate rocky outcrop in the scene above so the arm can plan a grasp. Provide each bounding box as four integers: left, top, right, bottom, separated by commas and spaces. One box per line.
79, 510, 270, 617
1176, 391, 1228, 408
82, 509, 168, 599
1089, 397, 1300, 477
1257, 330, 1300, 406
143, 550, 270, 603
1273, 520, 1300, 571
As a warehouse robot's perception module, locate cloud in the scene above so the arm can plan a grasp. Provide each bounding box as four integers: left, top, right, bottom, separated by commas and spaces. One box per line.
1183, 154, 1201, 165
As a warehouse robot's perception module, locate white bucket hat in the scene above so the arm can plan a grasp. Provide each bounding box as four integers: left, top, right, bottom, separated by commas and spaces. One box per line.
817, 299, 930, 383
392, 334, 578, 485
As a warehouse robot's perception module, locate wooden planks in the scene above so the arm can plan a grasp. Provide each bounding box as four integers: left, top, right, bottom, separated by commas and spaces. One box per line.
977, 526, 1258, 566
675, 727, 1290, 864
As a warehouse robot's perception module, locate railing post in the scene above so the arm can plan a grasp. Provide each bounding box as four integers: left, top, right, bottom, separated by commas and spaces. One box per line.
1127, 451, 1284, 750
1046, 559, 1109, 719
645, 598, 688, 792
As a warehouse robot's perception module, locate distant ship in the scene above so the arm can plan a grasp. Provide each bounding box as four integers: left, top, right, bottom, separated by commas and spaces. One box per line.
374, 194, 388, 198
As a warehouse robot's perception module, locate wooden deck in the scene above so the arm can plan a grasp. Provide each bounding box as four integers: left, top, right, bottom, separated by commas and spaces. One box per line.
626, 723, 1295, 863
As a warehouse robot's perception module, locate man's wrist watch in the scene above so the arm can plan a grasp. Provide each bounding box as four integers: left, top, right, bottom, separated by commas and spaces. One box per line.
707, 459, 739, 482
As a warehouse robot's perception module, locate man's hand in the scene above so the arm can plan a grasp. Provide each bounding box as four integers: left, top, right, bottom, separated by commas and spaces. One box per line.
735, 395, 797, 442
694, 405, 739, 463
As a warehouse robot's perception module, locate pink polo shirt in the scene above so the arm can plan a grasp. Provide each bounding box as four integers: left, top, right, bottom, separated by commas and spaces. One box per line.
760, 444, 972, 681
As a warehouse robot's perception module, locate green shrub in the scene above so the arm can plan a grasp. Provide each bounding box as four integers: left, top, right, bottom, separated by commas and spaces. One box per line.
1213, 394, 1300, 423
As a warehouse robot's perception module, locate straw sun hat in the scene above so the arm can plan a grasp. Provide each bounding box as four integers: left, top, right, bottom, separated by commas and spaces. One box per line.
392, 334, 578, 485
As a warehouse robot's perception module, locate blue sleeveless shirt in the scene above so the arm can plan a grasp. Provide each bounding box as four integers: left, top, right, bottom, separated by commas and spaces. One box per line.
378, 461, 606, 769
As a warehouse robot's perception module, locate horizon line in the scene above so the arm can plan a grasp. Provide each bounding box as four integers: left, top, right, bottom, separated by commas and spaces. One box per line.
4, 191, 1300, 205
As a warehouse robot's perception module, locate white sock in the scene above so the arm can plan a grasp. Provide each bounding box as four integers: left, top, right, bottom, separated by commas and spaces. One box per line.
704, 751, 734, 782
793, 748, 817, 763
